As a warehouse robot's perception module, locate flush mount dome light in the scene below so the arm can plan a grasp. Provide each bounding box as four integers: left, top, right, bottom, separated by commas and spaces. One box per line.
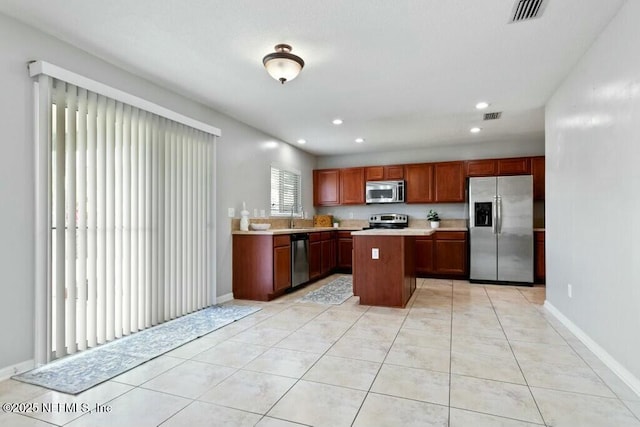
263, 44, 305, 84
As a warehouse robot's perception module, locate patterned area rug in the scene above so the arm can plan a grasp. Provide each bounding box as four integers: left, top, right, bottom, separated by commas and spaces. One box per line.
299, 276, 353, 305
13, 305, 260, 395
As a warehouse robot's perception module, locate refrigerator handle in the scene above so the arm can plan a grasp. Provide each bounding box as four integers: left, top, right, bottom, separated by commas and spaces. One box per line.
497, 196, 502, 234
492, 196, 497, 234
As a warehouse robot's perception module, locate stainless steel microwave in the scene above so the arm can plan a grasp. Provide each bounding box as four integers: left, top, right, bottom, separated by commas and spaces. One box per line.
365, 180, 405, 204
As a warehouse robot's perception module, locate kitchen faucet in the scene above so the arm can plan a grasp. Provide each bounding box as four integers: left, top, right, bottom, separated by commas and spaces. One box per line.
290, 205, 303, 228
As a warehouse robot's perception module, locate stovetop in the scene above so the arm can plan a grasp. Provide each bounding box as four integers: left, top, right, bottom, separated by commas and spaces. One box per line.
367, 213, 408, 229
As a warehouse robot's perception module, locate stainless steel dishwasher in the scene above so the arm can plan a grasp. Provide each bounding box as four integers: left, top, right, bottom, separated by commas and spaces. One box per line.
290, 233, 310, 288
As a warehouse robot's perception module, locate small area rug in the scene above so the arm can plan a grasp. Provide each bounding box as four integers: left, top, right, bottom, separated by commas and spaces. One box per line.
13, 304, 260, 395
299, 276, 353, 305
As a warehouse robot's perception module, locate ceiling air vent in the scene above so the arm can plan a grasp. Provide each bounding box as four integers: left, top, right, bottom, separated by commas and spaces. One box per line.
483, 112, 502, 121
510, 0, 547, 23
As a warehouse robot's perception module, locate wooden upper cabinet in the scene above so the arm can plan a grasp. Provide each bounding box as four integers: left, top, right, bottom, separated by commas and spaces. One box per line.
384, 165, 404, 180
466, 159, 498, 177
365, 165, 404, 181
531, 156, 545, 200
434, 161, 465, 202
313, 169, 340, 206
405, 163, 434, 203
497, 157, 531, 175
365, 166, 384, 181
340, 167, 365, 204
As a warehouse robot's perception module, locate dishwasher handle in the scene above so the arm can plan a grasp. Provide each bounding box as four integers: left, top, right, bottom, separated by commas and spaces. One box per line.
290, 233, 309, 241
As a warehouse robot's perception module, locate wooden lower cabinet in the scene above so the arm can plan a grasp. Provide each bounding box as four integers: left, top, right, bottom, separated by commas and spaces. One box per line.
273, 244, 291, 293
416, 231, 468, 279
309, 237, 322, 280
434, 233, 467, 276
415, 237, 434, 275
535, 230, 545, 283
337, 231, 353, 270
233, 234, 291, 301
353, 235, 416, 307
310, 231, 336, 279
321, 235, 333, 275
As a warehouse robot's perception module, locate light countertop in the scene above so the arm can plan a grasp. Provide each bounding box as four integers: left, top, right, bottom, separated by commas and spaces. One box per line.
232, 226, 468, 235
232, 227, 360, 235
351, 228, 436, 236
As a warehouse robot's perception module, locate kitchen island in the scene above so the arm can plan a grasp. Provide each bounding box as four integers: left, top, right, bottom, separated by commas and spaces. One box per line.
352, 228, 435, 308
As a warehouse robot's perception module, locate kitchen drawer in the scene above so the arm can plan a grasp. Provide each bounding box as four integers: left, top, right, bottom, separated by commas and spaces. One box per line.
309, 232, 322, 242
337, 231, 353, 239
434, 231, 467, 240
273, 235, 291, 247
320, 231, 333, 240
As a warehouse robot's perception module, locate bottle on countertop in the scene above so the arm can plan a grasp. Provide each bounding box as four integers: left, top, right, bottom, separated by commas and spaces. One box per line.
240, 202, 250, 231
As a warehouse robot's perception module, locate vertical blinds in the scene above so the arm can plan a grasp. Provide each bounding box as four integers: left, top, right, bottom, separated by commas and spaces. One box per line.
49, 78, 215, 358
270, 166, 301, 216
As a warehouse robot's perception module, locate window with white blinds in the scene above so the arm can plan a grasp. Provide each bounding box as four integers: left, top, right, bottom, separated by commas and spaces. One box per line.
32, 64, 218, 362
270, 165, 301, 216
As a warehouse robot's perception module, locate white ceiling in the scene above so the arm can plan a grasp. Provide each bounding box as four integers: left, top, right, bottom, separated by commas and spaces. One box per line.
0, 0, 625, 155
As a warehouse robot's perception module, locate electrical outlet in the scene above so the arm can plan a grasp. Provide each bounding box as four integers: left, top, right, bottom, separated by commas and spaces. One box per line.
349, 212, 354, 219
253, 208, 258, 217
568, 284, 572, 298
228, 208, 235, 217
372, 248, 379, 259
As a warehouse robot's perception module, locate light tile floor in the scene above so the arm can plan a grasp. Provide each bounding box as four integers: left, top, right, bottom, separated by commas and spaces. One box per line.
1, 275, 639, 426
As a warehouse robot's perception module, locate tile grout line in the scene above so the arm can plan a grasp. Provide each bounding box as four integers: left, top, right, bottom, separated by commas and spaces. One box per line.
485, 285, 548, 426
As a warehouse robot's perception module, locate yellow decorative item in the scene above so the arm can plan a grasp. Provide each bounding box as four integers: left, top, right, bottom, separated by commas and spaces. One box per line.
313, 215, 333, 227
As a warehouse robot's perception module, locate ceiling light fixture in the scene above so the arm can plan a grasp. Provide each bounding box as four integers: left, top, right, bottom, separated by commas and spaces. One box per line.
296, 139, 306, 144
470, 127, 482, 133
262, 44, 305, 84
475, 102, 490, 110
332, 119, 343, 125
355, 138, 365, 143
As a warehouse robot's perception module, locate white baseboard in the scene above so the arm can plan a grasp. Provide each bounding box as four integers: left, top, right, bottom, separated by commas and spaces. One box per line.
544, 300, 640, 398
216, 292, 234, 304
0, 359, 35, 381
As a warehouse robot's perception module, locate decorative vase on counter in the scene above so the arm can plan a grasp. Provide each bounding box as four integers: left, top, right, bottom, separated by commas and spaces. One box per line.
240, 202, 250, 231
430, 221, 440, 229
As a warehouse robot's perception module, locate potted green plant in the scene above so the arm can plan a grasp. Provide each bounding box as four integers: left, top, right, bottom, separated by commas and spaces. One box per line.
427, 209, 440, 229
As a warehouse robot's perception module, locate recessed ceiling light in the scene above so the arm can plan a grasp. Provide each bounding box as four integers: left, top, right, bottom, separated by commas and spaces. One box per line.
475, 102, 490, 110
470, 127, 482, 133
297, 139, 306, 144
332, 118, 343, 125
355, 138, 365, 143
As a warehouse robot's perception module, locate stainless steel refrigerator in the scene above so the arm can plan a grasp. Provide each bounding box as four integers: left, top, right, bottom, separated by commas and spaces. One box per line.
469, 175, 533, 284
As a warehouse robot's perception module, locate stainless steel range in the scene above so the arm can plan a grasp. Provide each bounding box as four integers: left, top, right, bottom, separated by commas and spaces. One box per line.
367, 213, 409, 229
